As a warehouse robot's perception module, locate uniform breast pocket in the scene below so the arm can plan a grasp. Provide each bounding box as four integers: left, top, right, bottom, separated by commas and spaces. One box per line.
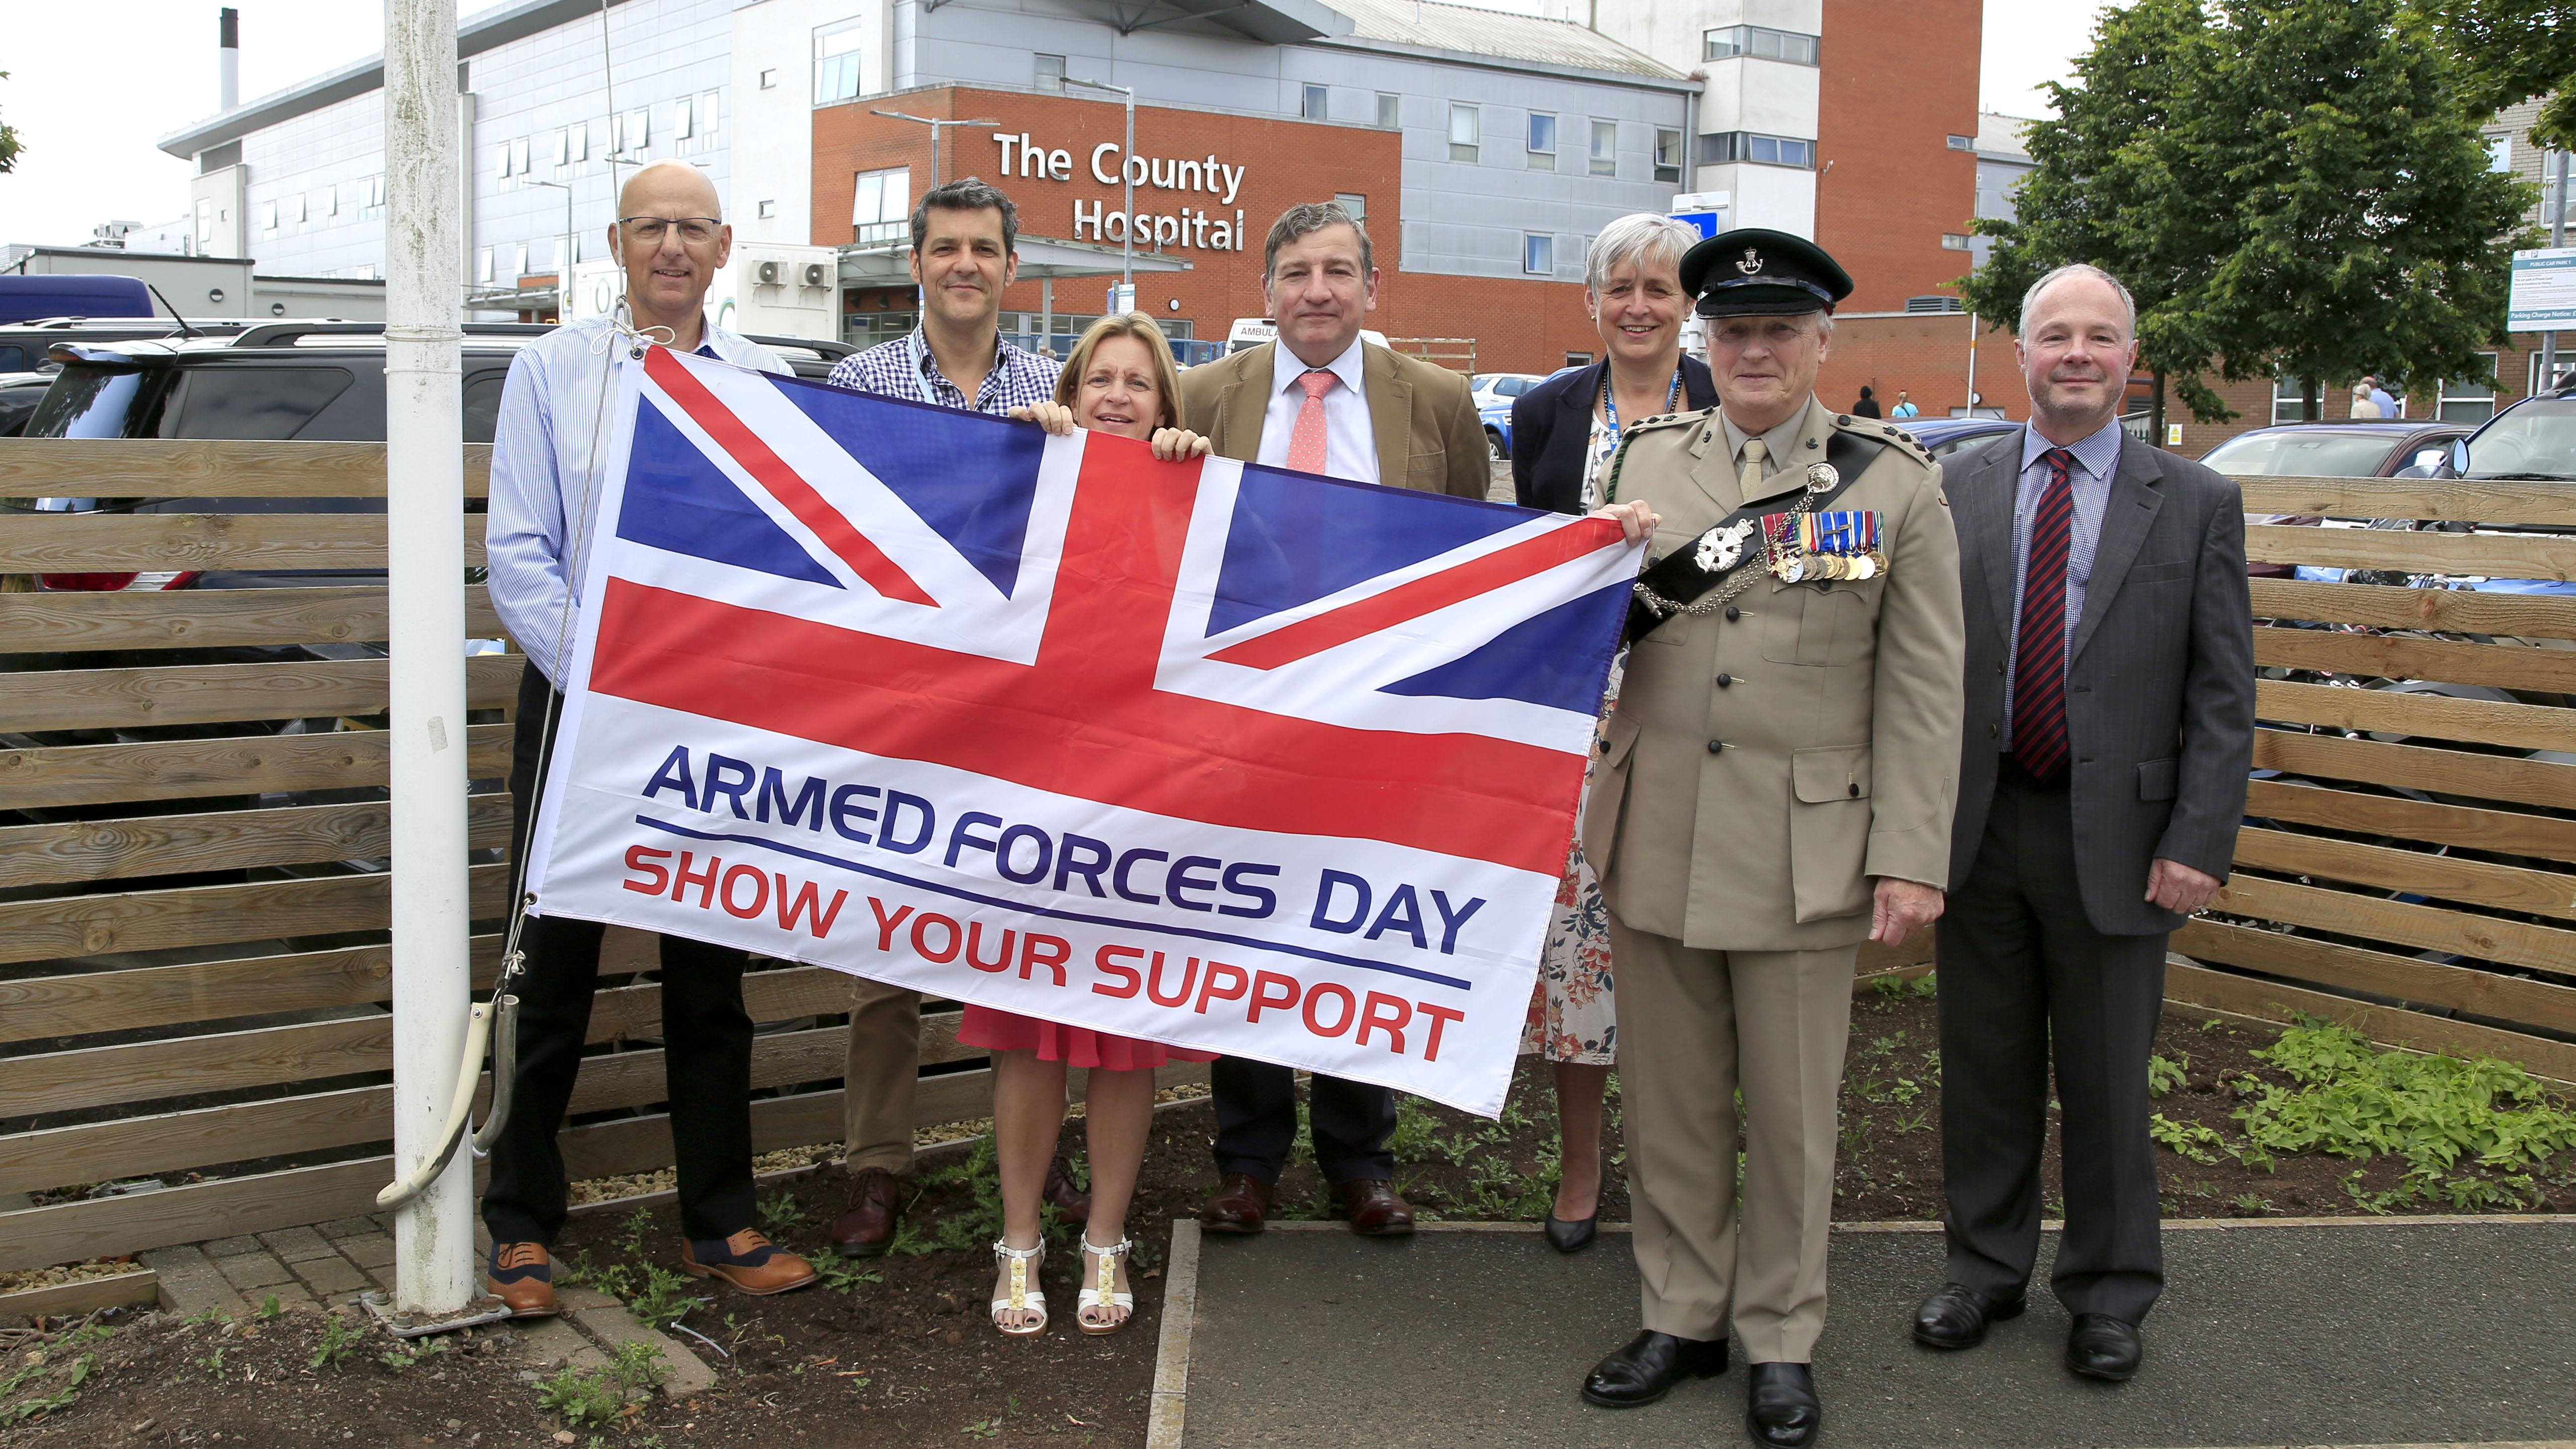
1759, 583, 1874, 665
1404, 448, 1449, 491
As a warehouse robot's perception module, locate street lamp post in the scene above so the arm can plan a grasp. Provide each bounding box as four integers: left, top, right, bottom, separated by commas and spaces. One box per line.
522, 178, 575, 318
1063, 76, 1135, 305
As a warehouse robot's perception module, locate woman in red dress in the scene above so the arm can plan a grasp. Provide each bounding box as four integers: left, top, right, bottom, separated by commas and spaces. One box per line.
981, 314, 1216, 1336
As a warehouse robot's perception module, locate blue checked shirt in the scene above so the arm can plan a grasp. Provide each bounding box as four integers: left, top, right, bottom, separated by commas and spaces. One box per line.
825, 325, 1060, 414
2001, 415, 2123, 738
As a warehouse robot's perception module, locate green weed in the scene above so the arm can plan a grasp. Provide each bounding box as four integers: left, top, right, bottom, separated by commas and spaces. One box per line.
817, 1258, 882, 1294
2149, 1112, 2227, 1165
535, 1342, 664, 1427
5, 1355, 92, 1422
758, 1192, 809, 1232
256, 1294, 284, 1321
309, 1312, 364, 1371
2147, 1054, 2188, 1099
626, 1264, 704, 1333
378, 1337, 452, 1372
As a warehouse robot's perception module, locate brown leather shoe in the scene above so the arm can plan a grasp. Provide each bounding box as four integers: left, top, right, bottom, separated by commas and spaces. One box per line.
829, 1166, 903, 1258
1331, 1179, 1416, 1236
1199, 1172, 1273, 1234
681, 1229, 817, 1296
1043, 1153, 1093, 1227
486, 1241, 558, 1318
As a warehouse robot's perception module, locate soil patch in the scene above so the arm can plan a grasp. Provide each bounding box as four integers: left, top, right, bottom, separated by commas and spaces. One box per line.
8, 993, 2570, 1447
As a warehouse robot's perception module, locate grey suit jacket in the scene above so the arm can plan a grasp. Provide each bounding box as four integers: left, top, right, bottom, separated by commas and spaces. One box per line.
1944, 432, 2257, 936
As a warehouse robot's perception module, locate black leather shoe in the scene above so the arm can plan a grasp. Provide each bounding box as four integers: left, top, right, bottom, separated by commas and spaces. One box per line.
1543, 1211, 1598, 1254
1911, 1281, 2026, 1349
2065, 1313, 2142, 1382
1746, 1362, 1821, 1447
1579, 1329, 1728, 1408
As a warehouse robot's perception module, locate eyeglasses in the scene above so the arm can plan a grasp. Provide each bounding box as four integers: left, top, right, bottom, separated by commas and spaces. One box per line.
617, 216, 723, 246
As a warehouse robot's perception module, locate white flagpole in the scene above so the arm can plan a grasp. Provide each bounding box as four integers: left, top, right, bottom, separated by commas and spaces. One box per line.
384, 0, 473, 1314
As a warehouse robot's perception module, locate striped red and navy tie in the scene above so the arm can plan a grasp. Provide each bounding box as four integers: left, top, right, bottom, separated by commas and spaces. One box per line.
2012, 447, 2076, 782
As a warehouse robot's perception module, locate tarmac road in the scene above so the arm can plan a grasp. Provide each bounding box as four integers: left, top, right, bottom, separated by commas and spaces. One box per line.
1178, 1219, 2576, 1448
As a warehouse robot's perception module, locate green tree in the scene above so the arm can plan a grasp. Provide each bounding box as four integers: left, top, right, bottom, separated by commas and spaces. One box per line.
2416, 0, 2576, 150
0, 72, 20, 174
1967, 0, 2533, 427
2195, 0, 2534, 418
1960, 0, 2234, 430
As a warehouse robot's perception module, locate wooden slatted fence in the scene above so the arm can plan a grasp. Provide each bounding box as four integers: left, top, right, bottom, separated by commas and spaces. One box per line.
0, 439, 1197, 1277
4, 441, 2568, 1276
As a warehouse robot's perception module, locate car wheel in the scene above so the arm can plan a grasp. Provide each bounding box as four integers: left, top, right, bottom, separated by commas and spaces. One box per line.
1486, 427, 1507, 462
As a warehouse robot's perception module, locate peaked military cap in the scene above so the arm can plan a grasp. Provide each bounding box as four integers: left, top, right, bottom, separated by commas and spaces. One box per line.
1680, 228, 1855, 318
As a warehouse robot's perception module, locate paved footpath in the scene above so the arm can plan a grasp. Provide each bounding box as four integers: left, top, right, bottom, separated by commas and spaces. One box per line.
1175, 1219, 2576, 1449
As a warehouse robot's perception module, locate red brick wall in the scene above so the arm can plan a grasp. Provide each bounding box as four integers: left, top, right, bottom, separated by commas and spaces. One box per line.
811, 88, 1606, 376
1814, 313, 2027, 422
1814, 0, 1982, 313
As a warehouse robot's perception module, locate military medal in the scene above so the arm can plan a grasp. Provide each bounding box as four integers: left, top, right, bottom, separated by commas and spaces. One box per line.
1805, 461, 1839, 494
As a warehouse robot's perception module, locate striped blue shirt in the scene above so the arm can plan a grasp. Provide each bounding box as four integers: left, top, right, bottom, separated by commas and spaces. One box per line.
2001, 416, 2123, 738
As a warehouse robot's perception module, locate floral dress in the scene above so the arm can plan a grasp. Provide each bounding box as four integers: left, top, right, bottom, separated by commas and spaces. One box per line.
1523, 411, 1624, 1066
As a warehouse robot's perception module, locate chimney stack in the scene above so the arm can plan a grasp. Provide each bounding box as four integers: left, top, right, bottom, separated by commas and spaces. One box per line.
219, 8, 239, 113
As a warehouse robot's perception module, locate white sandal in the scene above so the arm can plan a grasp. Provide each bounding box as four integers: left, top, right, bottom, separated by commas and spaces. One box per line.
1076, 1235, 1135, 1336
990, 1239, 1047, 1336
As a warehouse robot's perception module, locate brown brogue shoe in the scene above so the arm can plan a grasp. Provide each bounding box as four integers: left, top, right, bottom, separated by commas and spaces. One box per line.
1331, 1179, 1416, 1236
681, 1229, 817, 1295
828, 1166, 903, 1258
486, 1241, 558, 1318
1198, 1172, 1273, 1234
1043, 1153, 1093, 1227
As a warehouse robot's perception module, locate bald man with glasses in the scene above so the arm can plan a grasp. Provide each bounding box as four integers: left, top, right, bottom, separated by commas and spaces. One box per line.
481, 159, 818, 1317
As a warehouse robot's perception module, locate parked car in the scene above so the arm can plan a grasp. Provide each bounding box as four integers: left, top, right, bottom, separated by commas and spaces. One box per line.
0, 315, 262, 374
2399, 384, 2576, 490
2199, 420, 2475, 577
0, 372, 52, 436
1469, 372, 1547, 409
1891, 415, 2019, 458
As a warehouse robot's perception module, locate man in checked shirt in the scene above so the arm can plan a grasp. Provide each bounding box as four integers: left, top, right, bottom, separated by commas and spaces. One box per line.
820, 175, 1090, 1259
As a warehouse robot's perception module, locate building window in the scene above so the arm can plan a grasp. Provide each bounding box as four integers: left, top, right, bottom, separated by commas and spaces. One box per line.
325, 184, 339, 217
477, 247, 494, 284
496, 140, 514, 178
1524, 233, 1553, 276
816, 19, 867, 104
1940, 233, 1972, 250
260, 200, 277, 236
294, 192, 308, 225
1527, 112, 1556, 170
759, 67, 778, 89
512, 136, 529, 175
1654, 127, 1682, 183
1377, 92, 1400, 130
1947, 134, 1974, 151
2534, 350, 2572, 395
758, 199, 778, 219
1302, 83, 1329, 120
627, 108, 649, 151
1335, 192, 1367, 227
1590, 119, 1617, 176
674, 98, 692, 141
1034, 54, 1065, 92
362, 175, 385, 218
2439, 356, 2499, 423
2489, 134, 2513, 172
1700, 132, 1815, 169
513, 243, 530, 279
569, 121, 587, 163
1704, 24, 1818, 65
1449, 103, 1479, 163
700, 90, 720, 140
852, 165, 911, 247
553, 128, 569, 166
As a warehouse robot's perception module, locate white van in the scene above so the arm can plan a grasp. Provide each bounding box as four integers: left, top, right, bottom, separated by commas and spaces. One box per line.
1226, 317, 1391, 355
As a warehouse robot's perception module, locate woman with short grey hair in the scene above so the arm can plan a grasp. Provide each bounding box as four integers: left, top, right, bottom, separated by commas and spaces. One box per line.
1510, 213, 1720, 1253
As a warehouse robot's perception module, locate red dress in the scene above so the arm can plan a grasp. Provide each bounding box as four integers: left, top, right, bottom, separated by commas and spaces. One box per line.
956, 1006, 1218, 1071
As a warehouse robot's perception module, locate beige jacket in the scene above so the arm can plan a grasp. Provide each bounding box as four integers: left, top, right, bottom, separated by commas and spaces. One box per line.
1585, 394, 1966, 950
1176, 340, 1491, 499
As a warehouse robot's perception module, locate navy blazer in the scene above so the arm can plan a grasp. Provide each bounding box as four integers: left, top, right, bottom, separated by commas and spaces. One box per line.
1510, 357, 1720, 514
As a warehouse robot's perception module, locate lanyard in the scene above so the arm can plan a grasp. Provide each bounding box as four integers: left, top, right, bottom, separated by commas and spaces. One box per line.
908, 327, 1005, 410
1601, 364, 1686, 441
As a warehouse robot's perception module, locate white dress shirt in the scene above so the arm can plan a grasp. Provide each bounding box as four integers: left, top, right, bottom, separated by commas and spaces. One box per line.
484, 311, 788, 689
1255, 336, 1377, 484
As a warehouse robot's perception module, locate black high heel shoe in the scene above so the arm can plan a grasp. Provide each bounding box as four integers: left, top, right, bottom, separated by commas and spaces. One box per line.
1544, 1210, 1598, 1253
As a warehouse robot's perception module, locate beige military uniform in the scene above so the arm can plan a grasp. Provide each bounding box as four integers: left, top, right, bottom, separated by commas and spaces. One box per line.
1588, 392, 1964, 1363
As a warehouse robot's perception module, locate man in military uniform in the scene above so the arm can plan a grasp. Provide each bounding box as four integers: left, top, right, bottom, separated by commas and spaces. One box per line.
1576, 229, 1965, 1448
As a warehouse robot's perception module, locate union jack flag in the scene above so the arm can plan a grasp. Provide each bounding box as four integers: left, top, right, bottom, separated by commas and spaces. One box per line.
526, 347, 1639, 1114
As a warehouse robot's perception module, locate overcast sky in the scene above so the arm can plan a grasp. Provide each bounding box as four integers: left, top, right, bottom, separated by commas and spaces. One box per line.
0, 0, 2115, 249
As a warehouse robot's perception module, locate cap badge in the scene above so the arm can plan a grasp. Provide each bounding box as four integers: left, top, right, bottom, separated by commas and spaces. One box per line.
1736, 247, 1765, 275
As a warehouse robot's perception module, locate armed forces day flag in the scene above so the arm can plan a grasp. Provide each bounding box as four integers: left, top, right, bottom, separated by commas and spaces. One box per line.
524, 346, 1641, 1114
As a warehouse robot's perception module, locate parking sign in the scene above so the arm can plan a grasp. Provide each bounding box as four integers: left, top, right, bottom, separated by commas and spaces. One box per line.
2509, 248, 2576, 330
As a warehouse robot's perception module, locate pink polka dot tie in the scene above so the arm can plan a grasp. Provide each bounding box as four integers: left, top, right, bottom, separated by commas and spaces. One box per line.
1286, 368, 1334, 475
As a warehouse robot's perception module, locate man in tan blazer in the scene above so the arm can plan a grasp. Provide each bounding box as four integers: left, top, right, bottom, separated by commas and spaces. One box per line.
1183, 201, 1483, 1240
1177, 202, 1489, 502
1575, 230, 1964, 1448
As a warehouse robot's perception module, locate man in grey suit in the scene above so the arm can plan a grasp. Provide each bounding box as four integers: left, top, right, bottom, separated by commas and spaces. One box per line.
1909, 264, 2254, 1383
